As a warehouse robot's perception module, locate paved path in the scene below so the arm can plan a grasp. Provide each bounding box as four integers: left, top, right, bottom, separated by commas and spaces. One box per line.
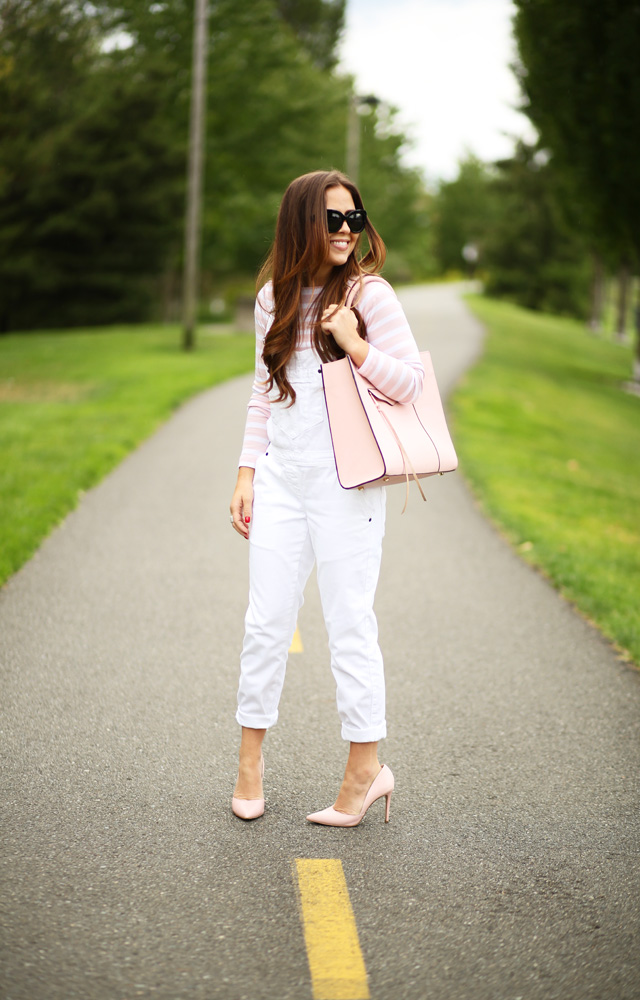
1, 284, 638, 1000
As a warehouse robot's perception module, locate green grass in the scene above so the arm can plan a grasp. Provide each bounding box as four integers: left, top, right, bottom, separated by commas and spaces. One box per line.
450, 295, 640, 665
0, 324, 255, 585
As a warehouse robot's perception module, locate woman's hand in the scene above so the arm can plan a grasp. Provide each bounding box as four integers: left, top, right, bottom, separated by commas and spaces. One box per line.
230, 467, 255, 539
321, 305, 369, 367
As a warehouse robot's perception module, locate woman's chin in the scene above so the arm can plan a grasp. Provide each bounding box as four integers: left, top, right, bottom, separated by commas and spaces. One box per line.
329, 251, 353, 269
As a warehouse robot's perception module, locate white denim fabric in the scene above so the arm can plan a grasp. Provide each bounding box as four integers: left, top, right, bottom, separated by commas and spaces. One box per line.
236, 348, 387, 742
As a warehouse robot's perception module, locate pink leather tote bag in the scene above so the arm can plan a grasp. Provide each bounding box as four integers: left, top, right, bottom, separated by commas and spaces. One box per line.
321, 281, 458, 511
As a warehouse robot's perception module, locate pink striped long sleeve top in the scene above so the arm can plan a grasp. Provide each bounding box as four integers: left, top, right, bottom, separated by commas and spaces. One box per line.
238, 277, 424, 468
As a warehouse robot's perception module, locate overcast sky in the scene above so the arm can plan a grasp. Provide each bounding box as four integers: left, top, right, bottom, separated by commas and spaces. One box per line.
338, 0, 535, 182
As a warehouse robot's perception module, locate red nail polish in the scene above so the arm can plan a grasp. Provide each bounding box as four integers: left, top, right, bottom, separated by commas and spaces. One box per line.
245, 516, 251, 523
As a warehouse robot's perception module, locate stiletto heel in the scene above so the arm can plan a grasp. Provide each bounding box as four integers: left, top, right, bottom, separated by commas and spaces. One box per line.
232, 755, 265, 820
306, 765, 394, 828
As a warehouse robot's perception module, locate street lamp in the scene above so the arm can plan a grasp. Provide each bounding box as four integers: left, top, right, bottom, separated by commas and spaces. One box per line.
346, 93, 380, 186
461, 243, 479, 279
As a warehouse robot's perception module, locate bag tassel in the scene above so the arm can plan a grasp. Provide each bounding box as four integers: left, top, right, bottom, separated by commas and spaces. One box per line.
372, 399, 428, 514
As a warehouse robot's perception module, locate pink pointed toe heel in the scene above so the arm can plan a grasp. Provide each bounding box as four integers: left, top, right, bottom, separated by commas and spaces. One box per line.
306, 764, 394, 828
232, 755, 265, 821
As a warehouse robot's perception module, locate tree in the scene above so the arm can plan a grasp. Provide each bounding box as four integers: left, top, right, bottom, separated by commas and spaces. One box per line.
482, 142, 591, 316
0, 0, 183, 331
201, 0, 349, 282
195, 0, 435, 295
430, 154, 498, 276
513, 0, 640, 371
357, 104, 436, 282
276, 0, 346, 70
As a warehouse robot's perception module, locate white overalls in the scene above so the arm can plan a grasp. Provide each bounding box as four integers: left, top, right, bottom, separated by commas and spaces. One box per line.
236, 347, 387, 742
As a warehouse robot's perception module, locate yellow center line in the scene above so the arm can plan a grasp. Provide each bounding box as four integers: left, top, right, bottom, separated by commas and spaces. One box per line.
289, 625, 304, 653
294, 858, 371, 1000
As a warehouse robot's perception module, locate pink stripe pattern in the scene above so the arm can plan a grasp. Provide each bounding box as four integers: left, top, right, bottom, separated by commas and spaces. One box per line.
238, 278, 424, 468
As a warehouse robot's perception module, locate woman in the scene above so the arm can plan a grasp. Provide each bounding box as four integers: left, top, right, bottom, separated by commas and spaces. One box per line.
229, 170, 424, 826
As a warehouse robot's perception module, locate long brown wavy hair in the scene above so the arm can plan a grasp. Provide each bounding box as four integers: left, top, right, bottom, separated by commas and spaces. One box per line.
257, 170, 386, 404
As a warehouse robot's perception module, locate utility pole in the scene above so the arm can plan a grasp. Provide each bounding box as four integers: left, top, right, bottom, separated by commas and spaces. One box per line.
345, 94, 380, 186
346, 96, 360, 184
182, 0, 209, 351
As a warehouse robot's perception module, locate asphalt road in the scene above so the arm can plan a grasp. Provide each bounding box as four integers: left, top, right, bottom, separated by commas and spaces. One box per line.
1, 284, 639, 1000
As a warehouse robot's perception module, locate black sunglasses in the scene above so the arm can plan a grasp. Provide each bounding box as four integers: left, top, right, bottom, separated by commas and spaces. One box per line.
326, 209, 367, 234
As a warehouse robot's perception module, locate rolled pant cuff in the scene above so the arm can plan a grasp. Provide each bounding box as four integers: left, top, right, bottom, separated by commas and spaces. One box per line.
341, 722, 387, 742
236, 710, 278, 730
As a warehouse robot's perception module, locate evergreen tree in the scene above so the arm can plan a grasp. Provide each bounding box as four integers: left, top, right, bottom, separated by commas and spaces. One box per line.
431, 154, 497, 275
483, 142, 591, 317
513, 0, 640, 266
513, 0, 640, 370
357, 106, 436, 282
276, 0, 346, 70
0, 0, 183, 330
